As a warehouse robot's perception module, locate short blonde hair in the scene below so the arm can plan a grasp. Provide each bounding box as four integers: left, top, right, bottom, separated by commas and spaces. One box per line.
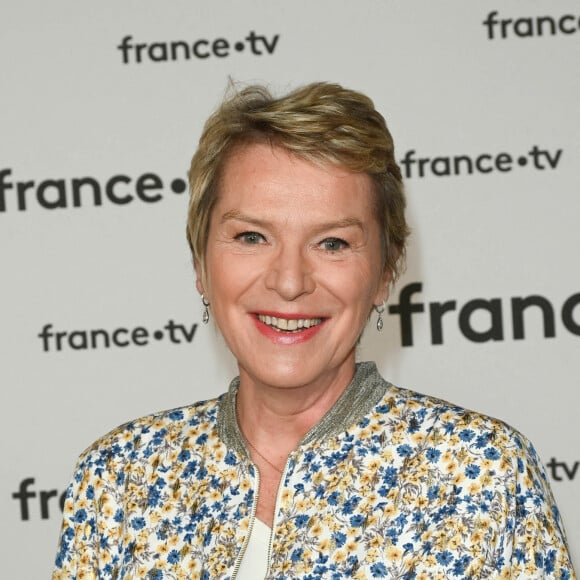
187, 82, 409, 279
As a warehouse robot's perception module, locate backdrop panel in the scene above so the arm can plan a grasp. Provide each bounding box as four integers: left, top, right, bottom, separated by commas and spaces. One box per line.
1, 1, 578, 575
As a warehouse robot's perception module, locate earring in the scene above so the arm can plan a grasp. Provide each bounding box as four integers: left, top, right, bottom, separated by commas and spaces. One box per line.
374, 302, 386, 332
201, 294, 210, 324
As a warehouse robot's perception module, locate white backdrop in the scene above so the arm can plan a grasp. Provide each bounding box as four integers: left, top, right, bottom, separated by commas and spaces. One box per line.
1, 1, 578, 576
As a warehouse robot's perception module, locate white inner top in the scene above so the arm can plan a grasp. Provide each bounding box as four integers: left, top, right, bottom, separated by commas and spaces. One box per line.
236, 518, 271, 579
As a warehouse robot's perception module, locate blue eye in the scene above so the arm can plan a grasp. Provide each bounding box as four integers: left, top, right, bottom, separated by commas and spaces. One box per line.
321, 237, 348, 251
236, 231, 265, 244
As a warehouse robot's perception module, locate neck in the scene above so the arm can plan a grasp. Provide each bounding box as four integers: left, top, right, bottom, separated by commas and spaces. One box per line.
235, 361, 356, 452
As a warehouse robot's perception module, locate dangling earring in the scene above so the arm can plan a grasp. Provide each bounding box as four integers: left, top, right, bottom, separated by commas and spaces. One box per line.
201, 294, 210, 324
374, 302, 386, 332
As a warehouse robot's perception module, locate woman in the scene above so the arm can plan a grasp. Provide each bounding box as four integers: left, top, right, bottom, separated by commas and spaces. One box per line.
53, 83, 575, 579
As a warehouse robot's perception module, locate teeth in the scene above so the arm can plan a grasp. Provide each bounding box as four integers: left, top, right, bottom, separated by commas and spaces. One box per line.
258, 314, 323, 332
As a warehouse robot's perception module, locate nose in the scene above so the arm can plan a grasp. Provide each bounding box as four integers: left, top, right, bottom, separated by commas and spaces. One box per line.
265, 245, 315, 301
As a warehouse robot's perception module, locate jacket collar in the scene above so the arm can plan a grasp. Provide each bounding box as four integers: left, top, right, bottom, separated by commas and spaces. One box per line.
217, 361, 390, 456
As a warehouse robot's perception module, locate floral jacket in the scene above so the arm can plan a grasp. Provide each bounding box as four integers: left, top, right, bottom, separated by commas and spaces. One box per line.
53, 362, 575, 579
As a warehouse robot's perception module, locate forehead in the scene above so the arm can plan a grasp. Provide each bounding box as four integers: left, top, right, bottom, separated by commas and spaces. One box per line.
215, 142, 376, 221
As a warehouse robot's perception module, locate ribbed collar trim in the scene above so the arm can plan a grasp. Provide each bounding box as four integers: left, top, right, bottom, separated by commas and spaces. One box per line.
217, 361, 390, 456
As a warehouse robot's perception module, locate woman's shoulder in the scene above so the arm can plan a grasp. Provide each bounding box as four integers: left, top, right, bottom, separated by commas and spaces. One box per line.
379, 378, 541, 467
361, 362, 530, 450
383, 381, 555, 498
387, 380, 521, 435
75, 394, 223, 472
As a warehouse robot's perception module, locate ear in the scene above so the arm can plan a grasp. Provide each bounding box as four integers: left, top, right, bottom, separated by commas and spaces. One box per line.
194, 260, 206, 297
374, 268, 394, 307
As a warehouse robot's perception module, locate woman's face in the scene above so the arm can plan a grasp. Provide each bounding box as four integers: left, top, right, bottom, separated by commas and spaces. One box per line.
199, 142, 390, 392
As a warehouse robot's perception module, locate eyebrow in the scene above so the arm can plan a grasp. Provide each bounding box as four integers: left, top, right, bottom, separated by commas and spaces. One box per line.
220, 209, 269, 228
220, 210, 364, 232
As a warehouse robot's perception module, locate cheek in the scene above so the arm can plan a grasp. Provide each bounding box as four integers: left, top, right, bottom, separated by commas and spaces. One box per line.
205, 249, 258, 304
321, 261, 379, 310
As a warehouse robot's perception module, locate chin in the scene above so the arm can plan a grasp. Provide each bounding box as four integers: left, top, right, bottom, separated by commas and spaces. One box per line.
253, 361, 314, 390
239, 348, 354, 391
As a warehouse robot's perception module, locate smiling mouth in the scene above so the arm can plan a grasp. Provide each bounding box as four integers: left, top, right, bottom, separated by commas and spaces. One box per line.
257, 314, 324, 332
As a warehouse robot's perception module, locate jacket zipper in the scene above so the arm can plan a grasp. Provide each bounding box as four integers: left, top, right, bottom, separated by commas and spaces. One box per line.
231, 465, 260, 580
263, 424, 322, 577
263, 455, 293, 579
231, 455, 293, 580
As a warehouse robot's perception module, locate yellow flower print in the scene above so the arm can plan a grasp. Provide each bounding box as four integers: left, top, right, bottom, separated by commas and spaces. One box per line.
391, 432, 404, 444
499, 456, 511, 471
295, 498, 309, 511
445, 460, 458, 473
214, 561, 227, 574
387, 545, 403, 560
162, 503, 173, 514
383, 504, 397, 518
347, 526, 359, 538
415, 496, 429, 509
440, 411, 455, 422
380, 449, 394, 462
447, 534, 462, 551
481, 458, 493, 470
318, 537, 331, 551
481, 471, 493, 486
448, 434, 460, 446
468, 481, 481, 495
79, 552, 92, 568
441, 450, 453, 463
168, 535, 179, 547
411, 432, 426, 444
424, 554, 437, 567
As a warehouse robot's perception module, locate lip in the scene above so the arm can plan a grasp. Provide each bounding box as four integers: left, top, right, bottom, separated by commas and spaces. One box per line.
251, 312, 327, 345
